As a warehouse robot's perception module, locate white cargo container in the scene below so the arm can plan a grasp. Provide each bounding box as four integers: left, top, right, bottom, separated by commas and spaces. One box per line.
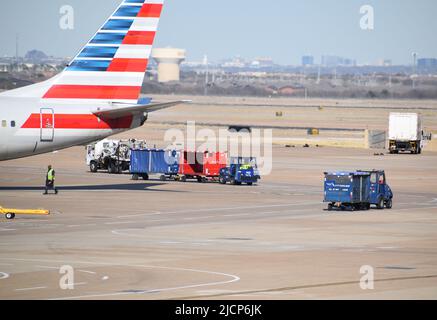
388, 113, 423, 154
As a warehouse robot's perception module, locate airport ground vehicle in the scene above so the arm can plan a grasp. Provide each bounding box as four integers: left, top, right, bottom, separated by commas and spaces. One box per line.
324, 170, 393, 211
178, 151, 228, 183
86, 139, 146, 174
389, 113, 424, 154
219, 157, 260, 185
130, 149, 179, 181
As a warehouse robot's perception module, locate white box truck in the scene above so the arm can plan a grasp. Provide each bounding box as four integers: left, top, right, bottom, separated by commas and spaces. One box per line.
388, 113, 423, 154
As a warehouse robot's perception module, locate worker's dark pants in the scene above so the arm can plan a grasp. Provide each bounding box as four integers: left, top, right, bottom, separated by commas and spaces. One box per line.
45, 180, 58, 194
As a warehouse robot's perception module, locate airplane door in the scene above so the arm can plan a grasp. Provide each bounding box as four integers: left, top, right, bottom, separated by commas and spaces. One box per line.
40, 108, 54, 142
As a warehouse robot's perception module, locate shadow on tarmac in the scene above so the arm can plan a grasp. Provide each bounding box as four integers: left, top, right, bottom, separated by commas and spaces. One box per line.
0, 182, 183, 192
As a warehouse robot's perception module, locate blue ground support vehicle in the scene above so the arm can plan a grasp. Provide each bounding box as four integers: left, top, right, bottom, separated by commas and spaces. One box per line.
130, 149, 179, 181
358, 170, 393, 209
324, 170, 393, 211
219, 157, 260, 185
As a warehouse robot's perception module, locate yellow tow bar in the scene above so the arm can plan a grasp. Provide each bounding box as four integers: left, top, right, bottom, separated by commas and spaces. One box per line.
0, 206, 50, 220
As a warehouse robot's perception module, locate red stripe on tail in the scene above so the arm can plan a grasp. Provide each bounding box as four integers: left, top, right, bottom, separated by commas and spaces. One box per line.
107, 58, 149, 72
138, 4, 163, 18
122, 31, 155, 45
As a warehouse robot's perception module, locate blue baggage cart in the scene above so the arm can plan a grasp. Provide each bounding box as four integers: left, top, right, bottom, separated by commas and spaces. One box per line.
324, 171, 371, 211
130, 149, 180, 181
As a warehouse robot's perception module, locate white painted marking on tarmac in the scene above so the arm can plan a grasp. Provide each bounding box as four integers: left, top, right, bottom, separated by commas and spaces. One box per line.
105, 221, 137, 225
78, 270, 96, 275
0, 272, 9, 279
117, 211, 161, 219
36, 265, 59, 270
0, 257, 240, 300
15, 286, 47, 291
0, 228, 17, 232
102, 276, 109, 281
0, 263, 13, 266
116, 202, 316, 219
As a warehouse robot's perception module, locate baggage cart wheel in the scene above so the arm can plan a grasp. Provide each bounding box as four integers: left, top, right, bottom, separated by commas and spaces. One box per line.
377, 197, 385, 210
5, 212, 15, 220
247, 182, 253, 186
201, 177, 208, 183
160, 175, 166, 181
327, 204, 333, 211
230, 178, 236, 185
142, 174, 149, 180
132, 174, 139, 181
219, 177, 226, 185
180, 176, 187, 182
385, 199, 393, 209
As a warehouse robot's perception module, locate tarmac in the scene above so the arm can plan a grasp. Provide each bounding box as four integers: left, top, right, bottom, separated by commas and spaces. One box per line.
0, 97, 437, 300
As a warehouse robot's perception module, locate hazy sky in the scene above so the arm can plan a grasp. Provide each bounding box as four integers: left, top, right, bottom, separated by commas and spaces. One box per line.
0, 0, 436, 65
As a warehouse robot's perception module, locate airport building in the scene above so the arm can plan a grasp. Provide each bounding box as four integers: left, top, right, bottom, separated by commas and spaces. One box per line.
302, 56, 314, 66
321, 55, 356, 67
418, 58, 437, 69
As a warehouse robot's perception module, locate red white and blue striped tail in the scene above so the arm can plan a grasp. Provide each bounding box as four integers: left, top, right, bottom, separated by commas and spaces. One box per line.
43, 0, 164, 103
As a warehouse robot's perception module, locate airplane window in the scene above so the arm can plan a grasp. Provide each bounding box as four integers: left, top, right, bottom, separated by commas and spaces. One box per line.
1, 120, 6, 127
11, 121, 16, 127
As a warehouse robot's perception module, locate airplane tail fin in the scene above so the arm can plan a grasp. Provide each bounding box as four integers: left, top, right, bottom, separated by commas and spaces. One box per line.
42, 0, 164, 103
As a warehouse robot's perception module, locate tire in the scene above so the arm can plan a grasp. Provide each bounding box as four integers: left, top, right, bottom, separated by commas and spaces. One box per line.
142, 174, 149, 180
197, 177, 203, 183
180, 176, 187, 182
132, 174, 139, 181
377, 197, 385, 210
230, 178, 236, 185
108, 161, 117, 174
160, 175, 166, 181
5, 212, 15, 220
386, 198, 393, 209
219, 177, 226, 185
328, 204, 333, 211
90, 161, 98, 173
247, 182, 253, 186
202, 177, 208, 183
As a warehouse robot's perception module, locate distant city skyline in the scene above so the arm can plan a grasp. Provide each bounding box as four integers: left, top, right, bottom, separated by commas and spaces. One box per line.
1, 0, 437, 65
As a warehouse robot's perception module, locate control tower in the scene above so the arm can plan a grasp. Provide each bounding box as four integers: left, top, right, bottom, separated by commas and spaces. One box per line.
151, 48, 186, 83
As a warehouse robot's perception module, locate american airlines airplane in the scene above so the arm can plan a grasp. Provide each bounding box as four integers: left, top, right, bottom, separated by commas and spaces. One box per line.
0, 0, 185, 161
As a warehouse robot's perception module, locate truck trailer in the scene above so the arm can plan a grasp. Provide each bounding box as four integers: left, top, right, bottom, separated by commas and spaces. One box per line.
388, 113, 423, 154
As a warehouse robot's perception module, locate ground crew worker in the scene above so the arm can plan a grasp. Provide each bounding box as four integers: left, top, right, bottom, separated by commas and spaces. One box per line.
44, 165, 58, 195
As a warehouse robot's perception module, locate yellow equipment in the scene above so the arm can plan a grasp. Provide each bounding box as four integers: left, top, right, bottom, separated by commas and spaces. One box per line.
0, 206, 50, 220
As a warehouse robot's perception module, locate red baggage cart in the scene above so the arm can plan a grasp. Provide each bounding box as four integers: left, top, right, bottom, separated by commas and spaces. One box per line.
179, 151, 227, 182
